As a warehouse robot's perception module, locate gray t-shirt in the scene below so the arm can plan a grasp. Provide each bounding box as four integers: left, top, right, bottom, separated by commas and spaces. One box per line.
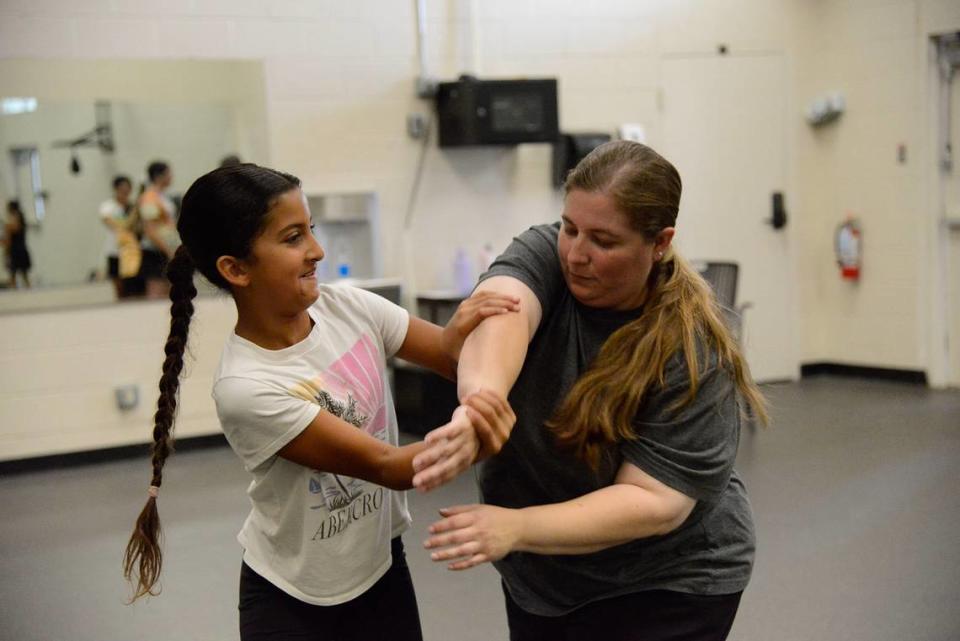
479, 223, 755, 616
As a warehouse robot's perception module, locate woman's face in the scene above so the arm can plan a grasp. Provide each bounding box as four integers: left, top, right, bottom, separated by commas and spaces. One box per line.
558, 189, 674, 311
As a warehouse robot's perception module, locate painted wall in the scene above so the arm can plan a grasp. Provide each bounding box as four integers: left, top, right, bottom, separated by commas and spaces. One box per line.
0, 294, 235, 461
1, 0, 959, 458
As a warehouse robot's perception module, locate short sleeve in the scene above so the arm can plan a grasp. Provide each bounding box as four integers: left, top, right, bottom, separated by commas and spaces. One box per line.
98, 201, 116, 220
350, 286, 410, 357
479, 223, 565, 320
213, 376, 321, 472
619, 350, 741, 502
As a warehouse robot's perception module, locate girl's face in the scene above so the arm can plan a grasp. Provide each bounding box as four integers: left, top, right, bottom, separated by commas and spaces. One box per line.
558, 189, 673, 311
243, 189, 324, 312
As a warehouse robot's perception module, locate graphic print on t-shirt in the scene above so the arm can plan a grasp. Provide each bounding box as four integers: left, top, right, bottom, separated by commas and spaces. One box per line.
290, 335, 389, 515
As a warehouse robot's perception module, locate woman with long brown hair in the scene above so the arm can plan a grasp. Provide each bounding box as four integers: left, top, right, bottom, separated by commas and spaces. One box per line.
420, 140, 767, 641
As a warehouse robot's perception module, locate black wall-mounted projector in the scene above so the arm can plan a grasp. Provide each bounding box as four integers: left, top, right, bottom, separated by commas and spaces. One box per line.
435, 75, 559, 147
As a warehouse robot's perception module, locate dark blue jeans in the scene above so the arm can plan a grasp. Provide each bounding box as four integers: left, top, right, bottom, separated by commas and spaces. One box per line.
239, 536, 423, 641
504, 583, 743, 641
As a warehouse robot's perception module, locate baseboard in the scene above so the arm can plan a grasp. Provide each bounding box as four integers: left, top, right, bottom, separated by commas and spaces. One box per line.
800, 362, 927, 385
0, 433, 229, 476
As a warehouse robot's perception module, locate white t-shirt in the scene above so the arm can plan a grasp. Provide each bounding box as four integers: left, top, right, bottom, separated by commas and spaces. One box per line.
98, 198, 126, 257
213, 284, 412, 605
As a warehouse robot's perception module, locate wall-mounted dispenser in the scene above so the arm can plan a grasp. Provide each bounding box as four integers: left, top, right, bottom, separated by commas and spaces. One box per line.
552, 132, 612, 188
806, 92, 845, 127
305, 192, 380, 281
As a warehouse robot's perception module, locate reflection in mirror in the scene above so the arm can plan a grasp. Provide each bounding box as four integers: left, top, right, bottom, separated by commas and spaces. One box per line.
0, 59, 268, 311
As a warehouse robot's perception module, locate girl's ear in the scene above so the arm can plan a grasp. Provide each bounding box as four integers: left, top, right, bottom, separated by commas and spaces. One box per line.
216, 255, 250, 288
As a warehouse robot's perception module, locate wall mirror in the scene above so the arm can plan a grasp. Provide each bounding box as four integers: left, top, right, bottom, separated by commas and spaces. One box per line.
0, 58, 268, 312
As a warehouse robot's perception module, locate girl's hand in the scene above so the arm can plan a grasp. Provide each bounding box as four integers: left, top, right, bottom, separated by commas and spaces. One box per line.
424, 504, 523, 570
441, 291, 520, 362
411, 406, 480, 492
412, 388, 515, 490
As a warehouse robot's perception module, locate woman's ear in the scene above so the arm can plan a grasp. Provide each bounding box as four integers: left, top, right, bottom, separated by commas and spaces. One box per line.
654, 227, 676, 255
216, 255, 250, 288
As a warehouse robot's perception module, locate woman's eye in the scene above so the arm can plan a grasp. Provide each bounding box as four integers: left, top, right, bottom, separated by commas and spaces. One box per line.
286, 233, 300, 244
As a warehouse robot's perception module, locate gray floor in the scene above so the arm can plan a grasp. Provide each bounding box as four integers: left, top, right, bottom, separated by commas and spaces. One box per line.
1, 376, 959, 641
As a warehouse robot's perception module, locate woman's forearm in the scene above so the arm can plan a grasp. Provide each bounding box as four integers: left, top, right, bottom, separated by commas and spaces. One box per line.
513, 484, 686, 555
455, 276, 540, 401
456, 314, 528, 401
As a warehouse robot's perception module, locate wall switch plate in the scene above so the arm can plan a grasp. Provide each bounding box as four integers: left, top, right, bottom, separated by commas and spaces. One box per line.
407, 113, 428, 140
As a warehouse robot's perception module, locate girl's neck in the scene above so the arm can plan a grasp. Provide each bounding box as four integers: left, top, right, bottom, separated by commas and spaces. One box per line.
234, 299, 314, 350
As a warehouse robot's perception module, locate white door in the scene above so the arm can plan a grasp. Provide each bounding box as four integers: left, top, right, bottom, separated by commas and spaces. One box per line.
659, 54, 798, 382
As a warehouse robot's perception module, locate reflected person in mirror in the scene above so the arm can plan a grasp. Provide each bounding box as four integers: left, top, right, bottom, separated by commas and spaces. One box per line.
136, 160, 180, 299
3, 200, 31, 289
98, 175, 144, 298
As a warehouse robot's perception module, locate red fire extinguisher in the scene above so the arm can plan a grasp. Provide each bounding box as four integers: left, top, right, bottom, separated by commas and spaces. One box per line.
835, 216, 862, 280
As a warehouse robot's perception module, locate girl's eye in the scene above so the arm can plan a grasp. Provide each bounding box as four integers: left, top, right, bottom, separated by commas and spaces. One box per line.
594, 238, 615, 249
285, 233, 300, 244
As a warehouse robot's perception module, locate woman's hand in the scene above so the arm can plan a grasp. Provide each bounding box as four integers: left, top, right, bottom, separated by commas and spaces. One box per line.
412, 389, 515, 491
424, 504, 523, 570
441, 291, 520, 362
411, 406, 480, 492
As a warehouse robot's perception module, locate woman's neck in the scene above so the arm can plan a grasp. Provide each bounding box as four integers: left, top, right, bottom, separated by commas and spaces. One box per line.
233, 298, 314, 350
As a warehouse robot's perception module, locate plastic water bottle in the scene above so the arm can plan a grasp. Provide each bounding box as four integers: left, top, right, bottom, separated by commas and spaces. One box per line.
453, 247, 474, 295
334, 239, 352, 279
478, 242, 495, 275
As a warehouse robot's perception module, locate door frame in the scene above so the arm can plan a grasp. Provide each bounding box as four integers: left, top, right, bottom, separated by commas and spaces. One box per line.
926, 33, 960, 388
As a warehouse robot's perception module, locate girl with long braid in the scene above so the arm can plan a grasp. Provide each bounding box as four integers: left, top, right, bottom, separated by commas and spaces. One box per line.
420, 141, 768, 641
123, 164, 518, 641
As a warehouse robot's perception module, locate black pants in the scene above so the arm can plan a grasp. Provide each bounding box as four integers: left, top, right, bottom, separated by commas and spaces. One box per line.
139, 249, 167, 279
238, 537, 423, 641
504, 583, 742, 641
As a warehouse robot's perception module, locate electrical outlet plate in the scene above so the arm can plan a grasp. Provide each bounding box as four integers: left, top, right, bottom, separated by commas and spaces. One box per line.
114, 384, 139, 411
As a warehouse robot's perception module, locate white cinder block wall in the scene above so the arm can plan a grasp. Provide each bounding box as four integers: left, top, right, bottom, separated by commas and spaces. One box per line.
1, 0, 959, 459
0, 296, 237, 460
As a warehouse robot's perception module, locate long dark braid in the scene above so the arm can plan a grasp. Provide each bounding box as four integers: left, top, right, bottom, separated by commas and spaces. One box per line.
123, 245, 197, 599
122, 163, 300, 602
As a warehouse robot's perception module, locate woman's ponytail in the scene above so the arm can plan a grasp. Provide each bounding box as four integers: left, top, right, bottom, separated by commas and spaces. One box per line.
122, 245, 197, 600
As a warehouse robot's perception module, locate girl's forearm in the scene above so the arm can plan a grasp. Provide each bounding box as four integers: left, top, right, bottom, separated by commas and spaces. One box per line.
378, 442, 428, 491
